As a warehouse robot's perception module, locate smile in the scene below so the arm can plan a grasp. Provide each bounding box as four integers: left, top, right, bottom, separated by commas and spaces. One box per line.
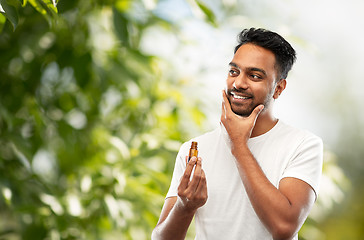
231, 92, 252, 100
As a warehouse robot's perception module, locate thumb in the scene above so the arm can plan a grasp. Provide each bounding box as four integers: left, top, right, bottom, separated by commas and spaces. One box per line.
250, 104, 264, 120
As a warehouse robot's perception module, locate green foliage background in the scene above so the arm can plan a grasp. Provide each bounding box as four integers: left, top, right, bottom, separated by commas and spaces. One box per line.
0, 0, 210, 239
1, 0, 364, 240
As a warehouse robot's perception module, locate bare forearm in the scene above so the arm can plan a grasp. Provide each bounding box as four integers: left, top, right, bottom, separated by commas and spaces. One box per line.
232, 145, 297, 238
153, 158, 207, 240
152, 200, 195, 240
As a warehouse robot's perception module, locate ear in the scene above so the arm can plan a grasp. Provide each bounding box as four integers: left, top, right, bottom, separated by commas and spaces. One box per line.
273, 79, 286, 99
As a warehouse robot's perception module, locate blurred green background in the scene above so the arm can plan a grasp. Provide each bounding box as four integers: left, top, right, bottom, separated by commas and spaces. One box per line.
0, 0, 363, 239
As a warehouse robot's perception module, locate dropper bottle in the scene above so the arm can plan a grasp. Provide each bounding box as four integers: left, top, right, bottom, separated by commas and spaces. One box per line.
188, 141, 198, 162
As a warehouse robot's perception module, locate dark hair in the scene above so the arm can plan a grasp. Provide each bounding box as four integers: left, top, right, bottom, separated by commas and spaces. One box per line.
234, 28, 296, 80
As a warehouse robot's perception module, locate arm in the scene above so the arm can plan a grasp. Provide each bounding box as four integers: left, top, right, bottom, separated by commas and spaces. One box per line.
221, 91, 316, 240
152, 157, 208, 240
231, 144, 315, 239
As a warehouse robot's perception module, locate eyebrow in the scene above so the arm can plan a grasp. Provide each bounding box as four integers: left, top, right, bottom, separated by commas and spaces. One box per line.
229, 62, 267, 77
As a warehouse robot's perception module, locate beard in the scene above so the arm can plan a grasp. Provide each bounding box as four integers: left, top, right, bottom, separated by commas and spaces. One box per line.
226, 88, 274, 117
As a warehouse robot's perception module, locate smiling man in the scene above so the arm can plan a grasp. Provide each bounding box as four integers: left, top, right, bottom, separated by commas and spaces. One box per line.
152, 28, 323, 240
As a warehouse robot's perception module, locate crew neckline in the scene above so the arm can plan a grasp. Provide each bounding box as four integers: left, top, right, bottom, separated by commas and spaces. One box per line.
249, 119, 282, 143
220, 120, 283, 148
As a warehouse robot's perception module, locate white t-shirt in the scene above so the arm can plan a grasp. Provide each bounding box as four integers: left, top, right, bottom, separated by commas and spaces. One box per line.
166, 120, 323, 240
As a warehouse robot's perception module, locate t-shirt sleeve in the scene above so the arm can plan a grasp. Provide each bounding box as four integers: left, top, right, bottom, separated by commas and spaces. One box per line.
280, 132, 323, 198
165, 142, 189, 199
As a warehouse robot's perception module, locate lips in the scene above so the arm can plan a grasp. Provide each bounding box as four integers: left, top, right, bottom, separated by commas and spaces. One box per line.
231, 92, 251, 99
229, 91, 253, 100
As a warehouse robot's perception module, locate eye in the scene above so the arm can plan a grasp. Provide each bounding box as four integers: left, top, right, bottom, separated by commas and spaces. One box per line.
229, 69, 239, 77
250, 74, 263, 80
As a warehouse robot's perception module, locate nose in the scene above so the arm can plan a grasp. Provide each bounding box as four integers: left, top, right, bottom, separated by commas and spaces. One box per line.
233, 74, 249, 90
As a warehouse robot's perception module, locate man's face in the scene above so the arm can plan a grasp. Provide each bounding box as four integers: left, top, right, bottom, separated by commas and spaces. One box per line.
226, 43, 279, 117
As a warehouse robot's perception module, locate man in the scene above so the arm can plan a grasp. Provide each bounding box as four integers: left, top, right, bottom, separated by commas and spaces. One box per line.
152, 28, 323, 240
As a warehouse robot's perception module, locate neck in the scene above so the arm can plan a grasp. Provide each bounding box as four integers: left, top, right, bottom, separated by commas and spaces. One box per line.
250, 107, 278, 138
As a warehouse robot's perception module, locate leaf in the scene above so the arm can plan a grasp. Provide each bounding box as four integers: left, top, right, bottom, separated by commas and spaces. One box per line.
0, 13, 6, 32
56, 0, 76, 13
115, 0, 131, 12
44, 0, 57, 13
112, 7, 129, 47
10, 142, 32, 172
27, 0, 58, 27
195, 0, 217, 27
28, 0, 57, 16
0, 0, 18, 30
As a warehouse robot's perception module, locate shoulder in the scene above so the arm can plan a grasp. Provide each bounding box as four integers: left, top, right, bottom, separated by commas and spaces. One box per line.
193, 127, 220, 142
276, 121, 323, 146
274, 122, 323, 168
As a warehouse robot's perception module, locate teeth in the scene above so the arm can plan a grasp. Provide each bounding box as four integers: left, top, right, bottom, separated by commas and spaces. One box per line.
232, 92, 249, 99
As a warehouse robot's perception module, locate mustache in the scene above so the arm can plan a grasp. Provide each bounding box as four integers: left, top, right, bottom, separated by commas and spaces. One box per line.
227, 88, 254, 98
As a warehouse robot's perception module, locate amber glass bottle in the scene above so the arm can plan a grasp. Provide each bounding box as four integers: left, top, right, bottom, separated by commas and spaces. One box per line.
188, 141, 198, 162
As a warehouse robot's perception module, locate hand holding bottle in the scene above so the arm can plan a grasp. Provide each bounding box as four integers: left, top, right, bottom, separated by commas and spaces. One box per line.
176, 156, 208, 213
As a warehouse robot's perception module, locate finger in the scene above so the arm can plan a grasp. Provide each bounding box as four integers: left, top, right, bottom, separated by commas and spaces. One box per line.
248, 104, 264, 120
195, 169, 208, 197
221, 100, 226, 122
187, 158, 202, 193
221, 90, 232, 112
179, 157, 197, 190
221, 90, 231, 121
